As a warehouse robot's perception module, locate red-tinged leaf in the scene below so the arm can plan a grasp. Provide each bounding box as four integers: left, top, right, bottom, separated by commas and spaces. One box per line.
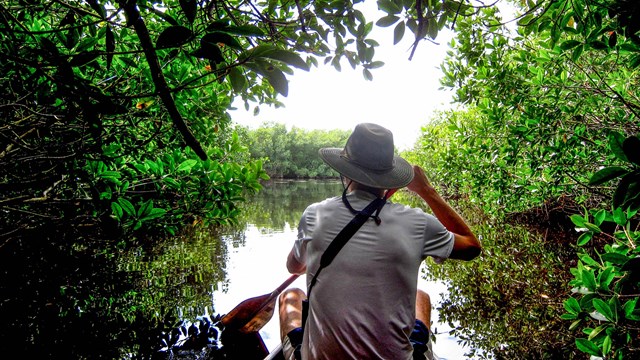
608, 32, 617, 48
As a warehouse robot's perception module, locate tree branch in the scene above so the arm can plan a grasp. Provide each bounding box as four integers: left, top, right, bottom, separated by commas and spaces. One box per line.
119, 0, 207, 160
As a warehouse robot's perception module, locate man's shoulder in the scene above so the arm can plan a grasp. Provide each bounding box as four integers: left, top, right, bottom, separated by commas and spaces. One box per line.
386, 201, 428, 217
305, 195, 341, 211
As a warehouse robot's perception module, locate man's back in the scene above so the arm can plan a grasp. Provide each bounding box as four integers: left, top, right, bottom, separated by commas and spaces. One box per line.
294, 190, 454, 359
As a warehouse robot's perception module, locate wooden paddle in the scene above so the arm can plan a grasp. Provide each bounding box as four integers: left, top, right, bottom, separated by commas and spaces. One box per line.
220, 274, 300, 334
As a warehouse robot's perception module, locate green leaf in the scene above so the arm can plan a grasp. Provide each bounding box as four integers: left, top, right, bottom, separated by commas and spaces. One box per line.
111, 202, 123, 221
569, 319, 582, 331
587, 324, 606, 340
206, 19, 231, 31
589, 166, 628, 185
593, 209, 606, 226
622, 136, 640, 165
623, 298, 638, 317
177, 159, 197, 172
592, 298, 614, 322
193, 40, 224, 64
600, 252, 630, 265
597, 267, 615, 291
609, 132, 628, 162
582, 268, 597, 291
118, 198, 135, 216
202, 32, 242, 50
570, 214, 586, 227
106, 25, 115, 70
156, 26, 193, 49
137, 200, 153, 218
163, 177, 181, 189
244, 60, 289, 96
560, 313, 577, 320
376, 15, 400, 27
179, 0, 197, 24
564, 297, 581, 314
86, 0, 106, 19
584, 222, 601, 233
220, 25, 265, 37
631, 54, 640, 69
363, 68, 373, 81
393, 21, 405, 45
377, 0, 402, 14
612, 206, 627, 225
70, 50, 101, 68
575, 338, 601, 356
577, 232, 592, 246
260, 50, 310, 71
560, 40, 581, 50
571, 45, 584, 61
364, 61, 384, 69
613, 173, 634, 208
141, 207, 167, 221
228, 66, 247, 92
602, 335, 612, 355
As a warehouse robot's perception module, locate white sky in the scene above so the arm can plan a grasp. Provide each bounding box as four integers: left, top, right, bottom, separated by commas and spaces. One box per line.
229, 2, 457, 151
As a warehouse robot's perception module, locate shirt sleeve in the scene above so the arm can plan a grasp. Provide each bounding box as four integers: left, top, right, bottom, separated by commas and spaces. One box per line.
421, 213, 455, 263
292, 205, 316, 263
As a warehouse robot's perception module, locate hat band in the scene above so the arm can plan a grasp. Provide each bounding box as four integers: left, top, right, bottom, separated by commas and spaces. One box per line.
340, 150, 394, 173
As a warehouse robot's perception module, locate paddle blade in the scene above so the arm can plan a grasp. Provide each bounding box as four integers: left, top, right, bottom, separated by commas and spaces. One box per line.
220, 275, 300, 334
220, 293, 275, 333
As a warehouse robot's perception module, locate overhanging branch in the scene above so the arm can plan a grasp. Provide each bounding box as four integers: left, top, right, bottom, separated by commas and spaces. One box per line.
120, 0, 208, 160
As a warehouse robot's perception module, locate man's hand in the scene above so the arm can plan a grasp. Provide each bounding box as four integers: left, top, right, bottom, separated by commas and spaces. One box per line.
407, 165, 482, 261
407, 166, 434, 196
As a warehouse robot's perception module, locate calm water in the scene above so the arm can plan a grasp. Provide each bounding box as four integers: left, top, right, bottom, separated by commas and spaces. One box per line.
215, 180, 472, 359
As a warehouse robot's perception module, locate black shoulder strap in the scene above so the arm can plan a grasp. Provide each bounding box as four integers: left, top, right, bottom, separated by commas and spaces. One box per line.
306, 194, 388, 299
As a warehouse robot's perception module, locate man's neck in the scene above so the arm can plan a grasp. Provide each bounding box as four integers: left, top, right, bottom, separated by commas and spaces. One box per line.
348, 182, 385, 197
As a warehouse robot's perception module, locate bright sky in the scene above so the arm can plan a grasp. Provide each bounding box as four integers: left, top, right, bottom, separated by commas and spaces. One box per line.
229, 3, 457, 151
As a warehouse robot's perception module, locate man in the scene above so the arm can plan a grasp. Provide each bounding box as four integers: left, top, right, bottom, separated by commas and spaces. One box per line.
278, 123, 481, 360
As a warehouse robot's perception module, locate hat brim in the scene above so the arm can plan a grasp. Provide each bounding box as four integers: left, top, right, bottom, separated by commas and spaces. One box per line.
319, 148, 414, 189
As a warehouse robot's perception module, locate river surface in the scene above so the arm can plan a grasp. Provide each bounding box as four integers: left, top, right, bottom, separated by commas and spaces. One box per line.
214, 180, 472, 359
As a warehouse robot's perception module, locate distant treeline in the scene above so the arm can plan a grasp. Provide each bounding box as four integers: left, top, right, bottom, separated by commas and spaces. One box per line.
239, 122, 351, 179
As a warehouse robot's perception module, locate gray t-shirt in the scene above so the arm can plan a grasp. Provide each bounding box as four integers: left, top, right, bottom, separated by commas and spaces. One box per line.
292, 190, 454, 360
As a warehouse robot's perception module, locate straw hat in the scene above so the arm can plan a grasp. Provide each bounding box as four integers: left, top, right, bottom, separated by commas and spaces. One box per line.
319, 123, 414, 189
